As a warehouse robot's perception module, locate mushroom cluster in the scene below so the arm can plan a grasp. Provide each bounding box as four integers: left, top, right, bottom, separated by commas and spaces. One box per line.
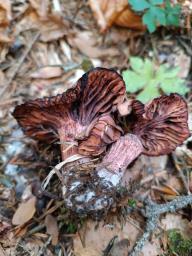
13, 68, 190, 217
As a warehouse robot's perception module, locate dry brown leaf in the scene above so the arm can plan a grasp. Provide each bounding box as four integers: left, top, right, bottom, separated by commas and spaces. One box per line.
151, 185, 178, 196
0, 218, 11, 236
0, 32, 12, 43
29, 0, 49, 18
140, 239, 162, 256
14, 225, 28, 237
161, 213, 192, 239
45, 214, 59, 245
15, 10, 68, 42
73, 219, 141, 256
0, 0, 12, 43
109, 239, 129, 256
12, 196, 36, 226
68, 31, 119, 58
89, 0, 145, 32
30, 66, 63, 79
0, 0, 11, 26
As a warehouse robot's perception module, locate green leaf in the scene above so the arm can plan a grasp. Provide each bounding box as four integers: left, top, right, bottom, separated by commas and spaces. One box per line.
156, 66, 180, 81
150, 6, 166, 26
137, 83, 160, 103
143, 59, 153, 78
149, 0, 163, 5
160, 81, 189, 95
130, 57, 144, 72
129, 0, 150, 11
142, 9, 156, 32
164, 2, 181, 26
166, 10, 180, 26
122, 56, 189, 103
122, 70, 146, 93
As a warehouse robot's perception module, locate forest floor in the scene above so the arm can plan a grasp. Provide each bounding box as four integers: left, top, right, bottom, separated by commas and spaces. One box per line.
1, 0, 192, 255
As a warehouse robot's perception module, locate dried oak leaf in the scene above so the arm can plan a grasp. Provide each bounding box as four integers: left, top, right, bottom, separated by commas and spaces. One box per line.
0, 0, 12, 43
13, 68, 125, 158
12, 196, 36, 226
45, 214, 59, 245
131, 93, 190, 156
89, 0, 145, 32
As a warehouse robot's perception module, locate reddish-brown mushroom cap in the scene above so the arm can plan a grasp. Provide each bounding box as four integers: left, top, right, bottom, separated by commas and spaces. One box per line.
98, 93, 190, 176
130, 93, 190, 156
13, 68, 126, 159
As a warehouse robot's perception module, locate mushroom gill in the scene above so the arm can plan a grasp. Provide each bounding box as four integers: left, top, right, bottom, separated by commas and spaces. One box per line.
131, 93, 190, 156
13, 68, 126, 160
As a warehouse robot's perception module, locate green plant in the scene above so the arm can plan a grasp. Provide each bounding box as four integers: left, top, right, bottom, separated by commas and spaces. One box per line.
128, 0, 181, 32
167, 229, 192, 256
122, 57, 189, 103
128, 198, 136, 208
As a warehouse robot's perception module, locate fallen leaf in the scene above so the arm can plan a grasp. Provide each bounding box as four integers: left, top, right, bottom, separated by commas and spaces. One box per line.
45, 214, 59, 245
73, 219, 141, 256
140, 155, 168, 172
12, 196, 36, 226
15, 10, 69, 42
140, 239, 162, 256
167, 46, 191, 78
0, 0, 11, 26
89, 0, 145, 32
29, 0, 49, 19
68, 31, 119, 58
0, 32, 12, 43
161, 213, 192, 239
0, 0, 12, 43
30, 66, 63, 79
0, 217, 11, 236
109, 239, 129, 256
151, 185, 179, 196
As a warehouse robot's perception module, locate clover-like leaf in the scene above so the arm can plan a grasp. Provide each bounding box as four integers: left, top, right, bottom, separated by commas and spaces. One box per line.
122, 57, 189, 103
149, 0, 163, 4
129, 0, 150, 11
129, 0, 181, 33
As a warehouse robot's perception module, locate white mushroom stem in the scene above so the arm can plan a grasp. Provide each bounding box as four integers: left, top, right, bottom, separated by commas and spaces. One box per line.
97, 134, 143, 185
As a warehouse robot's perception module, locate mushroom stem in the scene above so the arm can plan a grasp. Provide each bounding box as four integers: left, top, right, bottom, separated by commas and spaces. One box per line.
99, 134, 143, 175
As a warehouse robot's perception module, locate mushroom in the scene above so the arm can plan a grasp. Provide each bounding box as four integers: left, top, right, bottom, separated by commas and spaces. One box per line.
13, 68, 125, 160
62, 93, 189, 216
100, 93, 190, 174
13, 67, 190, 217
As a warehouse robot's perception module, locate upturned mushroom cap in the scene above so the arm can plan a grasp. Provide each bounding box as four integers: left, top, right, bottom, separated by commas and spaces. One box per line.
13, 68, 126, 157
130, 93, 190, 156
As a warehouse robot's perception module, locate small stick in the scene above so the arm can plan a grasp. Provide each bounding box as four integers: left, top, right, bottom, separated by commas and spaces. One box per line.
0, 32, 40, 96
37, 235, 52, 256
130, 195, 192, 256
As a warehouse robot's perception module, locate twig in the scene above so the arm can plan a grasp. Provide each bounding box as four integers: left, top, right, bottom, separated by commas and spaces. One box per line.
130, 195, 192, 256
37, 235, 52, 256
26, 224, 45, 236
0, 32, 40, 96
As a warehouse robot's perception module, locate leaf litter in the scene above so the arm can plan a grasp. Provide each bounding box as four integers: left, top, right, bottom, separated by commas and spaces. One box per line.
0, 0, 192, 256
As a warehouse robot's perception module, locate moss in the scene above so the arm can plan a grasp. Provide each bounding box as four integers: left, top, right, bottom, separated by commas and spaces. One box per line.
167, 229, 192, 256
